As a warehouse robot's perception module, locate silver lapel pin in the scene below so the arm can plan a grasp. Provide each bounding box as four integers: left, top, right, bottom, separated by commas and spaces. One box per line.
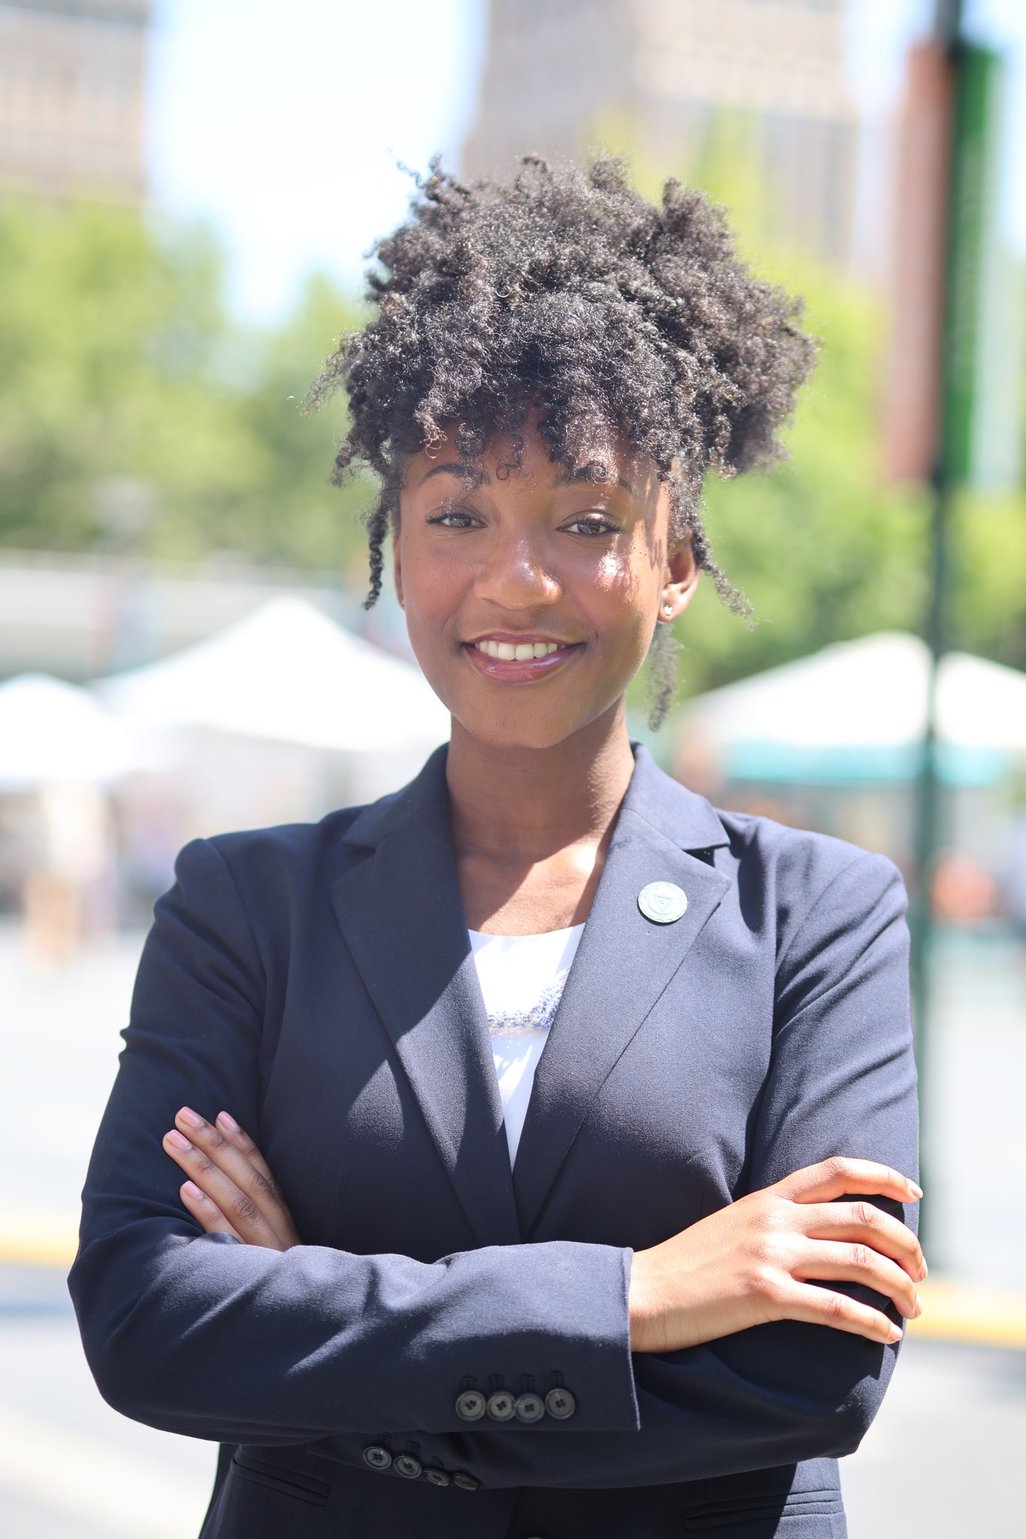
638, 881, 688, 924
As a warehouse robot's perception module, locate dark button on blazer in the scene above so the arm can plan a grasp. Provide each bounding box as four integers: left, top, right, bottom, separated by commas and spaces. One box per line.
70, 745, 918, 1538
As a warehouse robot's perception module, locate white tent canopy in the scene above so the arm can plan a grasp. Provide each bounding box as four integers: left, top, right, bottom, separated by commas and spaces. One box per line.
0, 673, 149, 788
96, 597, 450, 755
677, 633, 1026, 783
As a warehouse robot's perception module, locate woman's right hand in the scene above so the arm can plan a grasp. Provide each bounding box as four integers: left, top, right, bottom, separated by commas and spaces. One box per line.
628, 1157, 925, 1353
162, 1107, 300, 1252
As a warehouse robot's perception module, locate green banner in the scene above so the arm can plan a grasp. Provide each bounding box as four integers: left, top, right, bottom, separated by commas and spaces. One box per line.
942, 45, 1022, 489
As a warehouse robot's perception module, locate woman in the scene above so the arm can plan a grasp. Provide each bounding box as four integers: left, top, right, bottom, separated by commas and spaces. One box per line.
70, 159, 922, 1539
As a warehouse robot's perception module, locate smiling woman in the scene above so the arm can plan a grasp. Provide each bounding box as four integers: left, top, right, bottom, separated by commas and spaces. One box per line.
394, 424, 697, 762
70, 158, 921, 1539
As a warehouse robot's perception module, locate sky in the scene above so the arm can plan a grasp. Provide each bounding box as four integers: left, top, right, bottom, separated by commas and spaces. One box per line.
147, 0, 485, 319
146, 0, 1026, 324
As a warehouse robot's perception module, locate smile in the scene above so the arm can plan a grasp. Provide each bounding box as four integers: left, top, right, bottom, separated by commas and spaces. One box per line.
474, 639, 565, 661
463, 636, 581, 683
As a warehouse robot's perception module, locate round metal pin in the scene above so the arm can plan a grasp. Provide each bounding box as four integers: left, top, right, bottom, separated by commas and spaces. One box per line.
638, 881, 688, 924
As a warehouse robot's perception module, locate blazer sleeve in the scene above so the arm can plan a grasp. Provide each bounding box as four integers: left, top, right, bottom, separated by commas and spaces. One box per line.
341, 847, 919, 1491
612, 847, 919, 1484
68, 837, 640, 1446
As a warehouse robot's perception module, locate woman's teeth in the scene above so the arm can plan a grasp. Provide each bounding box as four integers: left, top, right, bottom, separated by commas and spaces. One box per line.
476, 639, 563, 661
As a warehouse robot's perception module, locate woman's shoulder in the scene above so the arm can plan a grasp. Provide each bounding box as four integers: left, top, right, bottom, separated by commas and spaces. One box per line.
175, 802, 374, 886
175, 748, 450, 881
705, 802, 909, 960
636, 747, 904, 897
715, 802, 901, 884
166, 788, 403, 906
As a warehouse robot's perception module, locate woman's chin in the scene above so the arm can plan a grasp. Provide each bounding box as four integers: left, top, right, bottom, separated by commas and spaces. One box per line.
446, 699, 627, 758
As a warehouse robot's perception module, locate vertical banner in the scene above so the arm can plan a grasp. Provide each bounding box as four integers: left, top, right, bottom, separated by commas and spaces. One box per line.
942, 45, 1022, 489
885, 41, 1022, 491
883, 43, 952, 485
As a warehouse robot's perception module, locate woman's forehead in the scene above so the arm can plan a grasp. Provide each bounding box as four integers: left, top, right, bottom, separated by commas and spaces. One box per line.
406, 419, 650, 488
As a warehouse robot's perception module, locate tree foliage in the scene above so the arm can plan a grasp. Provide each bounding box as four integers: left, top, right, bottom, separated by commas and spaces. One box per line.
0, 199, 372, 569
621, 123, 1025, 696
0, 183, 1022, 691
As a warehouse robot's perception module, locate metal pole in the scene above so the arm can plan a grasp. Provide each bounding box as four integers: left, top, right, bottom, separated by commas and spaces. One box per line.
909, 0, 966, 1254
909, 468, 949, 1252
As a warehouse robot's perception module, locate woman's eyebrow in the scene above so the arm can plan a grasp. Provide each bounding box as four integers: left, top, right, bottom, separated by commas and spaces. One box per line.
555, 468, 635, 495
419, 461, 487, 487
417, 461, 635, 495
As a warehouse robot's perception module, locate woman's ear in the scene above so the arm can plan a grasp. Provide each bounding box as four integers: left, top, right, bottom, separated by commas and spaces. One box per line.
659, 539, 700, 623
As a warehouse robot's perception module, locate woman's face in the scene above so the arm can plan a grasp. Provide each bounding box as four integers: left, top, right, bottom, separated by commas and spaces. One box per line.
394, 422, 698, 753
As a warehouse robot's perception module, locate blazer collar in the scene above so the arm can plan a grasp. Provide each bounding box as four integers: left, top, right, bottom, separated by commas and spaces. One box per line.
332, 744, 732, 1244
331, 745, 519, 1249
510, 750, 731, 1235
340, 742, 730, 858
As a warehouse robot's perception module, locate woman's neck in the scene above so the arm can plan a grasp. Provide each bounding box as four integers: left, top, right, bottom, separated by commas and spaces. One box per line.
445, 713, 636, 933
446, 713, 635, 861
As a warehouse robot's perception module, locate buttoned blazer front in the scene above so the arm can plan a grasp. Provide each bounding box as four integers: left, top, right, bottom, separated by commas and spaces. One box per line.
70, 744, 918, 1539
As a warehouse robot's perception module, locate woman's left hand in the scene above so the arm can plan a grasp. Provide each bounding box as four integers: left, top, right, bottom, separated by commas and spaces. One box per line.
162, 1107, 299, 1251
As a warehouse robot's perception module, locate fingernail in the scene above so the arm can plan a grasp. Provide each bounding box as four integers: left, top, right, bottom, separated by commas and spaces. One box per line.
914, 1293, 922, 1316
182, 1181, 205, 1201
888, 1322, 903, 1342
921, 1261, 929, 1280
909, 1181, 923, 1199
217, 1110, 240, 1133
177, 1107, 203, 1129
166, 1129, 192, 1151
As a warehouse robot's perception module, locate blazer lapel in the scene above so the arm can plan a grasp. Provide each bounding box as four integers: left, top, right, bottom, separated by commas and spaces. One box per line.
329, 750, 521, 1249
512, 749, 732, 1237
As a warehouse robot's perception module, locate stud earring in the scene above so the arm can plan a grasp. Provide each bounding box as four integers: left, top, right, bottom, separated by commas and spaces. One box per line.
662, 603, 673, 618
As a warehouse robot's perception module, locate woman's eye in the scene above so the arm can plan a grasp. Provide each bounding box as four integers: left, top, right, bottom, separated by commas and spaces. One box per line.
426, 509, 480, 529
564, 514, 619, 537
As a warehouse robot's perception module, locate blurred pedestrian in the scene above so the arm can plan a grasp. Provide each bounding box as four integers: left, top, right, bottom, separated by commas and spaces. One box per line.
23, 781, 113, 963
999, 803, 1026, 939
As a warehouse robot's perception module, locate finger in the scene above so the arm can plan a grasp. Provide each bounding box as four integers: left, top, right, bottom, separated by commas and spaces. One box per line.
178, 1107, 283, 1206
781, 1279, 906, 1345
179, 1179, 242, 1241
173, 1107, 297, 1246
777, 1157, 922, 1208
212, 1110, 277, 1187
161, 1127, 291, 1251
792, 1241, 923, 1320
803, 1200, 927, 1281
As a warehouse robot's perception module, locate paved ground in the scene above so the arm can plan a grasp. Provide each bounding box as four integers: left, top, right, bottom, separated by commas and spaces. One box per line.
1, 918, 1024, 1535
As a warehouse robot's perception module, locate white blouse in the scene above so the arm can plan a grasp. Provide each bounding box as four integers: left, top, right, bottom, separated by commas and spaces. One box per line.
468, 924, 584, 1165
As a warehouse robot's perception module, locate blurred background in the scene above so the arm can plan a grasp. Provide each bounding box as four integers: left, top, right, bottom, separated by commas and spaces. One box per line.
0, 1, 1024, 1534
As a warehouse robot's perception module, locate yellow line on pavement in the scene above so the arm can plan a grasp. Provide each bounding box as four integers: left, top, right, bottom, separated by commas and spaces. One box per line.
908, 1279, 1026, 1350
0, 1214, 77, 1269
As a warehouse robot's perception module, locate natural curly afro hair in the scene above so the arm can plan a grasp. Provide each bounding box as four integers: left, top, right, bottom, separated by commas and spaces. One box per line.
310, 153, 815, 637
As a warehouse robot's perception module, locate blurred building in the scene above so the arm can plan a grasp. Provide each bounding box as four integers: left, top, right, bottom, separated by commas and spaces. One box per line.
0, 0, 150, 203
462, 0, 862, 270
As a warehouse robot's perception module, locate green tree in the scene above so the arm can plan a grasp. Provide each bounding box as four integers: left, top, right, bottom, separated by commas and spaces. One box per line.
679, 258, 929, 698
0, 199, 371, 571
612, 126, 942, 700
2, 181, 1022, 678
222, 274, 376, 577
951, 489, 1026, 670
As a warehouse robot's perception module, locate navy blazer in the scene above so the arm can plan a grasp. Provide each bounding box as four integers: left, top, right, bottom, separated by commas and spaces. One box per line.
70, 745, 918, 1539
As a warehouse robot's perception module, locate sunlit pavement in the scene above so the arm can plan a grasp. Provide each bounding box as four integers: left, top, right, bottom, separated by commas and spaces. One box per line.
1, 918, 1024, 1536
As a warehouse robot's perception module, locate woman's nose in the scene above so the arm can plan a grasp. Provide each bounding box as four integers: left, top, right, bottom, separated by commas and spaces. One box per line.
475, 533, 561, 609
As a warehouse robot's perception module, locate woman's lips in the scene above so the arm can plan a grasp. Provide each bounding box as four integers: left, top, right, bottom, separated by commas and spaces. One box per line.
463, 637, 581, 680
